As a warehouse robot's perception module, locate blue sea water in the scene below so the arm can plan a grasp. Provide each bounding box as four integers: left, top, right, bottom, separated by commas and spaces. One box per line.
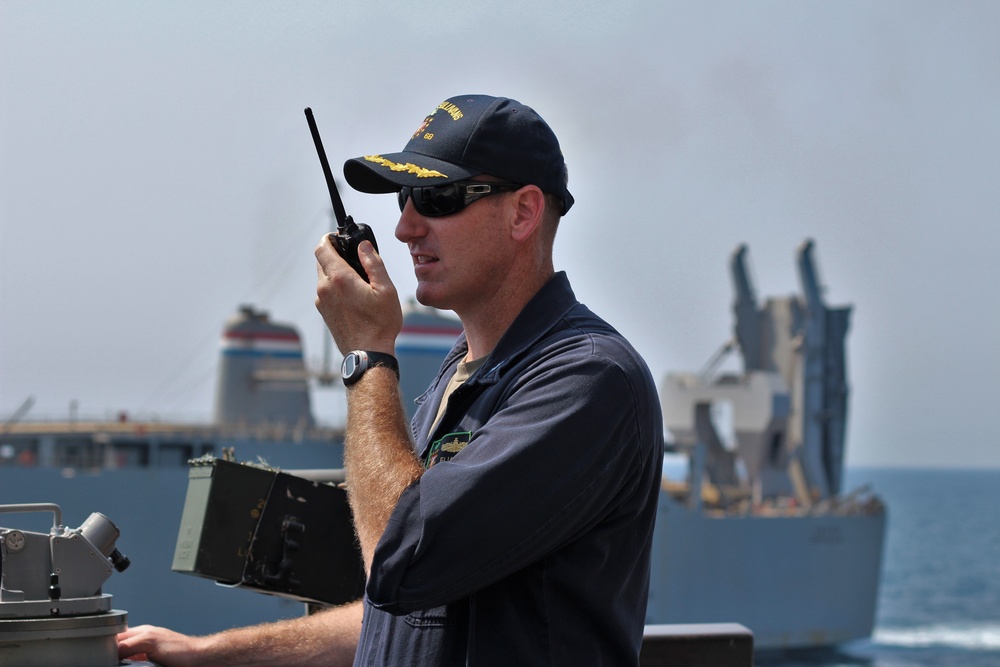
757, 467, 1000, 667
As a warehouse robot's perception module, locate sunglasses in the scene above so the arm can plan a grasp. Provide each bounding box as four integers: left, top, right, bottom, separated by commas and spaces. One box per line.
397, 181, 522, 217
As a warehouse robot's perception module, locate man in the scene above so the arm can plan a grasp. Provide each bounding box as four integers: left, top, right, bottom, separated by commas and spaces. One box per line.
119, 94, 663, 666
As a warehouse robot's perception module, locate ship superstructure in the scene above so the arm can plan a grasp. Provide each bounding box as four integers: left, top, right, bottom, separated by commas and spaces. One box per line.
647, 240, 885, 649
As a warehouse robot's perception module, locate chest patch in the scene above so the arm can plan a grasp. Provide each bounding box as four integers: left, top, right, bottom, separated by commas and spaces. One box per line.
424, 431, 472, 468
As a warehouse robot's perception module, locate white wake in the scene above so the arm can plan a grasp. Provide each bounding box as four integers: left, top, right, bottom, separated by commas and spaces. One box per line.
874, 623, 1000, 652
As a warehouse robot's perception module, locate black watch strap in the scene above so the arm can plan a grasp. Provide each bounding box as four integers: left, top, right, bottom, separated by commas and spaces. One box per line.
342, 350, 400, 386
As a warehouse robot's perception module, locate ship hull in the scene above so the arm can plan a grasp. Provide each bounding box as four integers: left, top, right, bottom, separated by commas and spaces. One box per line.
646, 493, 886, 649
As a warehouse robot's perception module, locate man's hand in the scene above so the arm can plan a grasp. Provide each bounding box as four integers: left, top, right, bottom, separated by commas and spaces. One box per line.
117, 625, 205, 667
315, 238, 402, 355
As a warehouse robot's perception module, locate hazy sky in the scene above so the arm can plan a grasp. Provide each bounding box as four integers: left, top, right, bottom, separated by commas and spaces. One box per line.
1, 1, 997, 469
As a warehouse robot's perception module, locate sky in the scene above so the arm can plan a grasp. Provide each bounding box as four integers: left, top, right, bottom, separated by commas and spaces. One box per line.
1, 1, 997, 469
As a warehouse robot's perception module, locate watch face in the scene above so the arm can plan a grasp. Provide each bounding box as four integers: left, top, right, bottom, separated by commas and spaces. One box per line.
342, 352, 361, 379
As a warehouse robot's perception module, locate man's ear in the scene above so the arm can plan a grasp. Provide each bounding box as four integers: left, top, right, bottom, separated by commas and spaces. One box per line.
509, 185, 545, 242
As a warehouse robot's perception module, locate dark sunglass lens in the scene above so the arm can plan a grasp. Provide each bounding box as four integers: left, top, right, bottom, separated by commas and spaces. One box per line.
401, 182, 501, 217
414, 183, 461, 217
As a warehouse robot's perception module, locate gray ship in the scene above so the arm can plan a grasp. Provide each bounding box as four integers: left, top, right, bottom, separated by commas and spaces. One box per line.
1, 241, 885, 653
647, 240, 886, 648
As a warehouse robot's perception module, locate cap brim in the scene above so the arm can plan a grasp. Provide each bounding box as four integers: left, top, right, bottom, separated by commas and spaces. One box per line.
344, 151, 481, 193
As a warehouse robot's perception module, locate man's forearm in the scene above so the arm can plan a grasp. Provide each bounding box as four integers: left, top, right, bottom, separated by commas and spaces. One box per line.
206, 602, 363, 666
118, 601, 363, 667
343, 367, 423, 572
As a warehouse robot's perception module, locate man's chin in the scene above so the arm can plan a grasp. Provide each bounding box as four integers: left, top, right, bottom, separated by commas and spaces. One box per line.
414, 286, 446, 311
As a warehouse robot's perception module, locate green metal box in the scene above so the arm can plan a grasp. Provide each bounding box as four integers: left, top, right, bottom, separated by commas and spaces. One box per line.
171, 458, 364, 606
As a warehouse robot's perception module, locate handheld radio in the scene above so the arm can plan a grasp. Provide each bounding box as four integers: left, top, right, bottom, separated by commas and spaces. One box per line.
305, 107, 378, 282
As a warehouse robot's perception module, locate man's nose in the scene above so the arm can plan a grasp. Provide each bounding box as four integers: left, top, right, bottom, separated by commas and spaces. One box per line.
395, 199, 427, 243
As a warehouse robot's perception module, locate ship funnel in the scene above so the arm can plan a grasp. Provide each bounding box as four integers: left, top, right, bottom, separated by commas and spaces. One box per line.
397, 303, 464, 419
213, 306, 314, 430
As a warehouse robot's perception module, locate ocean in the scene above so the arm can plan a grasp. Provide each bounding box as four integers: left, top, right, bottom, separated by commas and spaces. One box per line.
757, 467, 1000, 667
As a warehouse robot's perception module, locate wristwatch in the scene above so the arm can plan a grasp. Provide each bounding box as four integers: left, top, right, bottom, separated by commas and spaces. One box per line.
341, 350, 399, 386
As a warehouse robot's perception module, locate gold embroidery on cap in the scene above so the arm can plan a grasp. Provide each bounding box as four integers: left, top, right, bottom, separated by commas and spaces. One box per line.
436, 101, 463, 121
411, 114, 435, 140
363, 155, 448, 179
411, 102, 461, 141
